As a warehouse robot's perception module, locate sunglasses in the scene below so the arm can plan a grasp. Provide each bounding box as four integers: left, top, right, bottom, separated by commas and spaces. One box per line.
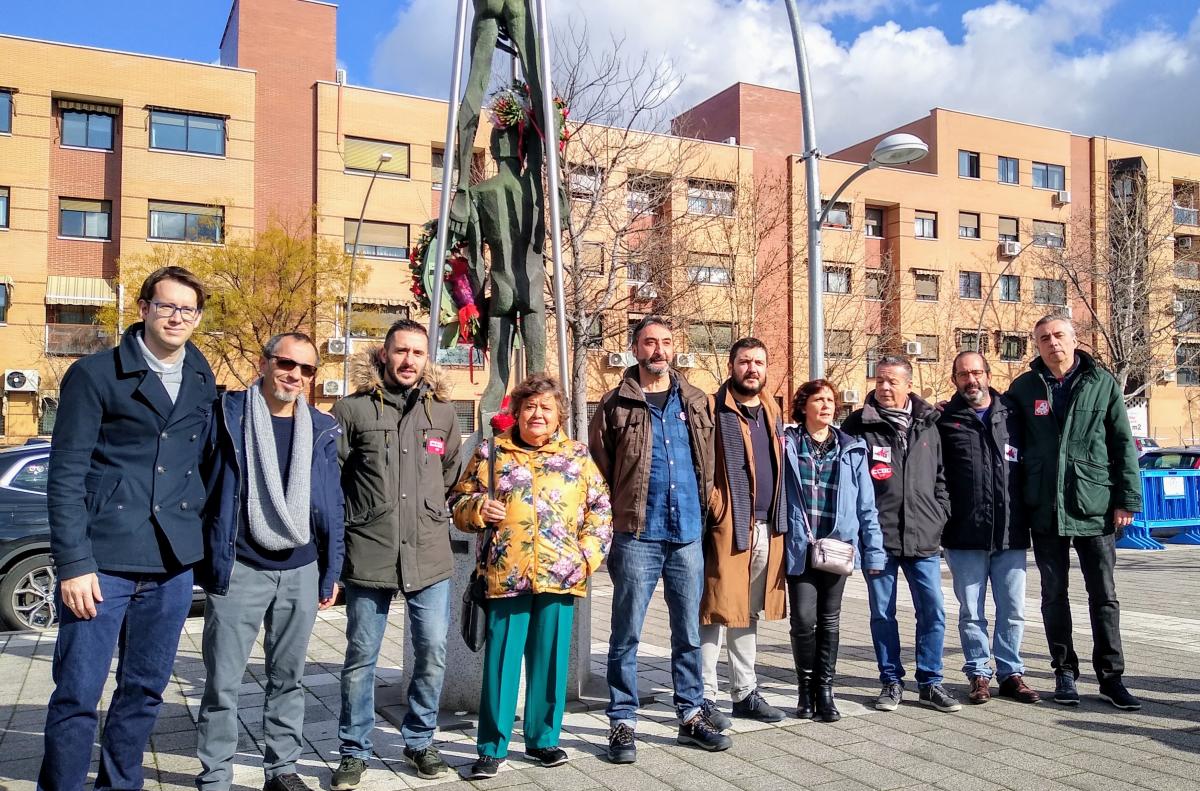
269, 355, 318, 378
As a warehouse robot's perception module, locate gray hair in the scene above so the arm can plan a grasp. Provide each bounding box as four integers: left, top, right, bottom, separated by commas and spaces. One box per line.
630, 314, 673, 346
875, 354, 913, 380
263, 332, 321, 365
1033, 313, 1075, 338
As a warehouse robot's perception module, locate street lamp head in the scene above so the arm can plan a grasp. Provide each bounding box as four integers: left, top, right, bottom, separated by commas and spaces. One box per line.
378, 151, 394, 163
869, 133, 929, 167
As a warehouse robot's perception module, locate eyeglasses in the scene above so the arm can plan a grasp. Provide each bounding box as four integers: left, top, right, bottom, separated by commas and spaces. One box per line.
269, 355, 318, 378
147, 301, 200, 322
954, 369, 988, 380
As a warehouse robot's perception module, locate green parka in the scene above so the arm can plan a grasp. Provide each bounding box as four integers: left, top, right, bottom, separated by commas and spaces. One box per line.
1006, 351, 1142, 537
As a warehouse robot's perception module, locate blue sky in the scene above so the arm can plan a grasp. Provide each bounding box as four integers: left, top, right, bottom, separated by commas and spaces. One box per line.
4, 1, 1199, 152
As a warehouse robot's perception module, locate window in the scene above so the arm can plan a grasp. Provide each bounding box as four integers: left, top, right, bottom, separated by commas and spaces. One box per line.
627, 173, 666, 214
687, 253, 733, 285
956, 329, 989, 354
453, 400, 476, 435
821, 200, 851, 229
865, 270, 886, 301
0, 90, 11, 134
998, 156, 1019, 185
823, 266, 851, 294
999, 274, 1021, 302
59, 198, 111, 239
959, 150, 980, 179
1033, 220, 1065, 248
61, 108, 114, 150
1177, 291, 1200, 333
866, 337, 880, 377
958, 212, 980, 239
625, 257, 652, 283
865, 207, 884, 238
150, 109, 225, 156
9, 456, 50, 494
344, 219, 410, 259
915, 272, 939, 301
348, 304, 410, 338
825, 329, 852, 359
998, 216, 1019, 243
1176, 260, 1200, 280
343, 136, 410, 177
914, 210, 937, 239
686, 180, 734, 216
431, 148, 458, 188
915, 334, 939, 361
686, 322, 734, 354
999, 333, 1027, 362
582, 314, 604, 348
959, 271, 982, 299
39, 397, 58, 435
0, 282, 8, 323
1033, 278, 1067, 306
1032, 162, 1066, 190
568, 166, 604, 200
0, 186, 8, 228
149, 200, 223, 243
1178, 343, 1200, 386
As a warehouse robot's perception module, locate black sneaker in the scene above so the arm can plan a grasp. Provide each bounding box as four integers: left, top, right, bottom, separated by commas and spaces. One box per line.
403, 745, 449, 780
525, 746, 570, 767
1098, 680, 1142, 711
918, 684, 962, 712
263, 774, 312, 791
463, 756, 505, 780
330, 757, 366, 791
1054, 673, 1080, 706
731, 689, 785, 723
875, 682, 903, 711
701, 698, 733, 731
607, 722, 637, 764
677, 713, 733, 752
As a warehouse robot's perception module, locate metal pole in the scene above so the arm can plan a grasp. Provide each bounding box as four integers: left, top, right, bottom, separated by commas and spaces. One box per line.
533, 0, 572, 431
428, 0, 472, 360
342, 160, 387, 394
784, 0, 824, 379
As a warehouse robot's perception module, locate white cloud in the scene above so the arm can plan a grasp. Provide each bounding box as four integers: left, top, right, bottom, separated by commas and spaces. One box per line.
370, 0, 1200, 154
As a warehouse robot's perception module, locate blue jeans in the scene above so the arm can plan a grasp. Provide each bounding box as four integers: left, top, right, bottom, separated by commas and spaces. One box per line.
606, 533, 704, 725
944, 549, 1028, 681
865, 554, 946, 688
38, 568, 193, 791
339, 580, 450, 757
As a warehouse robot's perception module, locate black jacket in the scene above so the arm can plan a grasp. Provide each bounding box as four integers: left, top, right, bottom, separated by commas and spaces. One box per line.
48, 323, 217, 579
936, 390, 1029, 551
841, 393, 949, 558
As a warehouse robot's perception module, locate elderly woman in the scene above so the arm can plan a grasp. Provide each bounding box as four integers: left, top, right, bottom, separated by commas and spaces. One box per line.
451, 373, 612, 780
784, 379, 885, 722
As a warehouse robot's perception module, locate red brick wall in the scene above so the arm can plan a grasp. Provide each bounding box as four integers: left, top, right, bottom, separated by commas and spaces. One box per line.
47, 108, 122, 278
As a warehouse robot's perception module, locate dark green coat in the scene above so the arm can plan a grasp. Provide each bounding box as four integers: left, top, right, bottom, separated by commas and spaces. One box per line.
1006, 351, 1142, 537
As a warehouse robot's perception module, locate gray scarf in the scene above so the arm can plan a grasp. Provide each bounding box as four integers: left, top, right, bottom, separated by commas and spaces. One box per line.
244, 382, 313, 550
877, 400, 913, 452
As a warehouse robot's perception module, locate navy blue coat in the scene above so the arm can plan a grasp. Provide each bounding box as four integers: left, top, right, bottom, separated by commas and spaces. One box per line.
200, 390, 345, 600
48, 323, 217, 580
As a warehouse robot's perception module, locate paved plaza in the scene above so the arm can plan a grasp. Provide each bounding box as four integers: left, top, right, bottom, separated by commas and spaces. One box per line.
1, 545, 1199, 791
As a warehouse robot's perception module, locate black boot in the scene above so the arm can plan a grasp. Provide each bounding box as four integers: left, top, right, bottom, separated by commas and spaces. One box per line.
816, 684, 840, 722
815, 627, 841, 723
790, 634, 815, 719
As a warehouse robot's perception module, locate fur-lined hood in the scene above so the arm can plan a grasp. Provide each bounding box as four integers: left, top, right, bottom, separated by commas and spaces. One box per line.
347, 342, 453, 401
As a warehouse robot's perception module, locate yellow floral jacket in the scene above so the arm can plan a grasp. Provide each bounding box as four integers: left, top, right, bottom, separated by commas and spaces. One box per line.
451, 430, 613, 598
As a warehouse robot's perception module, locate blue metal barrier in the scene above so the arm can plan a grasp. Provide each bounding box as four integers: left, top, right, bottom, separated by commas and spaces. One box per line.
1125, 468, 1200, 548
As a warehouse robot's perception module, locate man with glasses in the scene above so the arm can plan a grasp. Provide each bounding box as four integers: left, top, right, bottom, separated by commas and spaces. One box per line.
938, 351, 1040, 706
195, 332, 345, 791
41, 267, 217, 790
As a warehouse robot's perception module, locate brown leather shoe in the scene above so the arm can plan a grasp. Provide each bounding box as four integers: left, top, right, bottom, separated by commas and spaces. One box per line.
968, 676, 991, 704
998, 674, 1041, 704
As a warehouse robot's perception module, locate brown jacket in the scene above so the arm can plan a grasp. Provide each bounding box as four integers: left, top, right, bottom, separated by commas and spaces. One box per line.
587, 367, 715, 536
700, 384, 787, 627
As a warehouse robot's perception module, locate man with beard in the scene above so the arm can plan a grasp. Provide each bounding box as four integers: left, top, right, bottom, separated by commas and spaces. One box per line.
589, 315, 731, 764
330, 320, 462, 788
698, 338, 786, 724
197, 333, 345, 791
937, 351, 1040, 706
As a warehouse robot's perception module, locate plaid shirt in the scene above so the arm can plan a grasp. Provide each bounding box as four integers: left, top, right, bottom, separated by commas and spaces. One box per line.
796, 431, 840, 539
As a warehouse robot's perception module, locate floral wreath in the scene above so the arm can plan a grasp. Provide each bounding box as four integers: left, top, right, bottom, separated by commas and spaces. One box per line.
409, 221, 480, 345
487, 81, 570, 152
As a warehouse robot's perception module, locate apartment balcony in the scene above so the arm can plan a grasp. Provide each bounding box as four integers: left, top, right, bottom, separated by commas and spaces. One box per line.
1176, 205, 1200, 226
45, 323, 113, 356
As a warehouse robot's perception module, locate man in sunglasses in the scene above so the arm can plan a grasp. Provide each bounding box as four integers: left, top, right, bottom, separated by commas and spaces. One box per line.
42, 267, 217, 790
195, 332, 345, 791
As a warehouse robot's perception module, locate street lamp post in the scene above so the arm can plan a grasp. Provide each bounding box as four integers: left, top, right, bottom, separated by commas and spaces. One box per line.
342, 151, 394, 394
783, 1, 928, 378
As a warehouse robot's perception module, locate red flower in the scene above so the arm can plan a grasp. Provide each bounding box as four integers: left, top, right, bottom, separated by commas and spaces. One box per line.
490, 411, 516, 433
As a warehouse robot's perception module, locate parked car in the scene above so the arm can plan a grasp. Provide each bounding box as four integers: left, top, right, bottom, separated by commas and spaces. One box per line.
0, 444, 205, 632
1139, 447, 1200, 470
1133, 437, 1160, 456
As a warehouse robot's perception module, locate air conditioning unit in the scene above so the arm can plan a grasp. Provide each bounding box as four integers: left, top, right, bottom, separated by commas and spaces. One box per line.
4, 370, 39, 393
326, 337, 353, 356
607, 352, 637, 368
675, 353, 697, 369
841, 388, 861, 404
903, 341, 923, 356
634, 283, 658, 301
335, 68, 348, 85
999, 240, 1021, 257
1173, 300, 1185, 314
1161, 368, 1178, 383
1180, 237, 1194, 251
1054, 190, 1072, 205
322, 380, 345, 397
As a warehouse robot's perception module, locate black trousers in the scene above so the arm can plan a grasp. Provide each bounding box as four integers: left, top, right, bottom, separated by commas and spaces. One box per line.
787, 569, 848, 682
1031, 532, 1124, 682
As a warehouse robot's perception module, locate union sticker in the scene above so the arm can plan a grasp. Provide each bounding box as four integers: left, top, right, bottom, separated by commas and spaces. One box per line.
1034, 400, 1051, 417
870, 463, 893, 481
872, 446, 892, 463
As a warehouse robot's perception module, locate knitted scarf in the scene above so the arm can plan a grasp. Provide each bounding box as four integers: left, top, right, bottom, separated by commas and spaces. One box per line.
877, 400, 913, 452
244, 382, 313, 550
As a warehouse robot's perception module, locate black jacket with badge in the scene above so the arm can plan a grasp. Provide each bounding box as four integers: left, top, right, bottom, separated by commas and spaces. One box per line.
840, 393, 950, 558
936, 389, 1029, 551
332, 345, 462, 592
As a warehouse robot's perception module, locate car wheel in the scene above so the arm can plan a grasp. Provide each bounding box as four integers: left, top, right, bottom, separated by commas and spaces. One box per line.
0, 555, 58, 631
